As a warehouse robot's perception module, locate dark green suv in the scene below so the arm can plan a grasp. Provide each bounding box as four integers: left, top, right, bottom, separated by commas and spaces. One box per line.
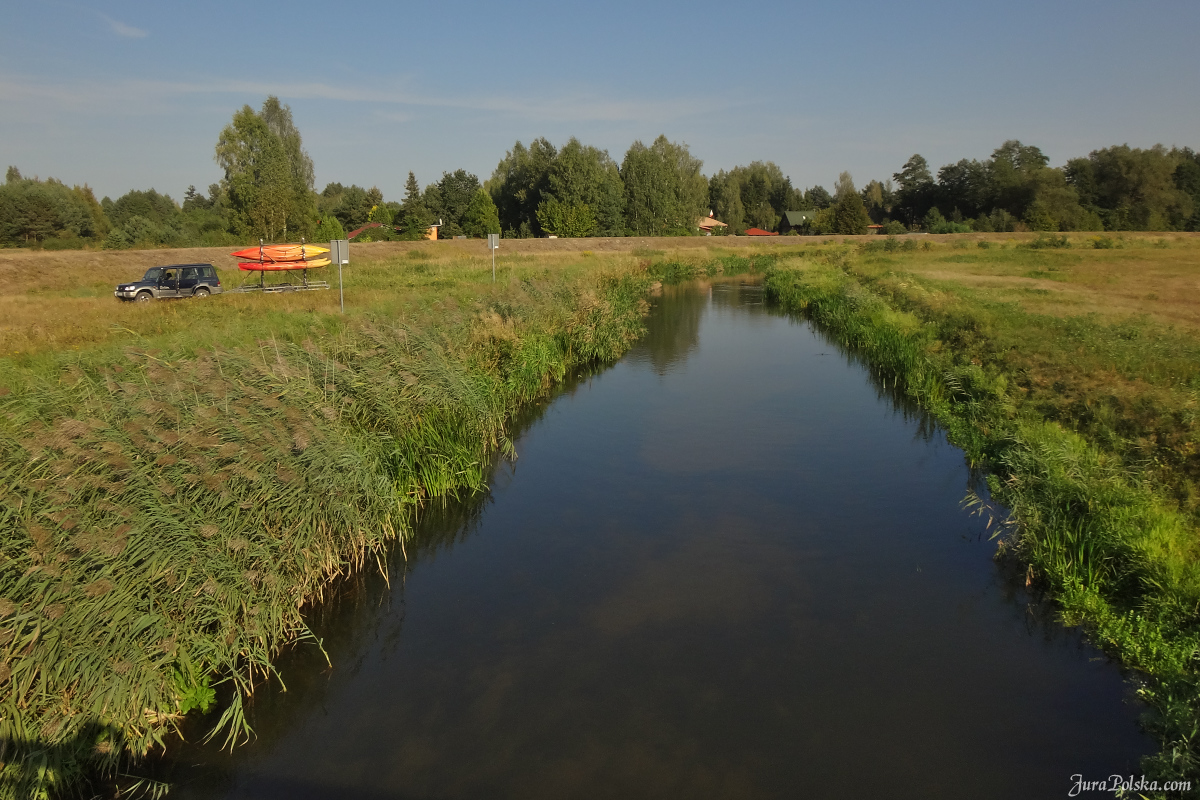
114, 263, 223, 302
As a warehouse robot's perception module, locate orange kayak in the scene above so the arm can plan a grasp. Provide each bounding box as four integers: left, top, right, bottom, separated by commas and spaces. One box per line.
238, 257, 331, 272
230, 244, 330, 262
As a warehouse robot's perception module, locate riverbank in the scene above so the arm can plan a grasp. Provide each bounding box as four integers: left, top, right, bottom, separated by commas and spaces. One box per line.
0, 246, 685, 796
761, 234, 1200, 789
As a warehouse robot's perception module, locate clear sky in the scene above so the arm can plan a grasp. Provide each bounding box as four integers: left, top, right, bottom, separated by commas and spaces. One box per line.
4, 0, 1198, 203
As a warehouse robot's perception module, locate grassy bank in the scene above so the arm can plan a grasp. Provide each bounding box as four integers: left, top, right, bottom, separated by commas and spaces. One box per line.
762, 234, 1200, 790
0, 244, 699, 797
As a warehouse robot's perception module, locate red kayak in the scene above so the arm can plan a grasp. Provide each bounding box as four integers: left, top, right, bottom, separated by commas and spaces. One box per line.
238, 257, 331, 272
230, 244, 330, 262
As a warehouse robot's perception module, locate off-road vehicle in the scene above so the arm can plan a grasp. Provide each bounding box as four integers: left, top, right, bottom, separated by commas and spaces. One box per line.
114, 264, 222, 302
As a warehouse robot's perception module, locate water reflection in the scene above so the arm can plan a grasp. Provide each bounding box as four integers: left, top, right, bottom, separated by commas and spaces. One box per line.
162, 278, 1150, 800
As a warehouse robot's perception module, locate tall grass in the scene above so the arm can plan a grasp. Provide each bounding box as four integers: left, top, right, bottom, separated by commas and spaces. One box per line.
764, 256, 1200, 788
0, 263, 650, 798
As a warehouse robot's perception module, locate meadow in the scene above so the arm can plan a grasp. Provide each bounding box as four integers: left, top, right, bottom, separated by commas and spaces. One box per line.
4, 232, 1200, 795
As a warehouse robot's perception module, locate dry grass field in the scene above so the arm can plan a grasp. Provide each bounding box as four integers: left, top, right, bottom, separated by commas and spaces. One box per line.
0, 237, 805, 356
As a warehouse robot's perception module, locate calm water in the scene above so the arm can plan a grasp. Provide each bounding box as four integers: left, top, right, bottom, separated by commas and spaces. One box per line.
166, 280, 1150, 799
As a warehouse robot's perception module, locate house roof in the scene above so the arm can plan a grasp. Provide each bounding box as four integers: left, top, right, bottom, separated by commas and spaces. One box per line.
347, 220, 438, 239
743, 227, 779, 236
697, 216, 728, 229
781, 210, 817, 226
347, 222, 382, 239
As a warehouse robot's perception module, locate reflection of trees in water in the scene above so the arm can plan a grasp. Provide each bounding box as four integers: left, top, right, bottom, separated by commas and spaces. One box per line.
710, 280, 766, 310
631, 279, 766, 376
633, 284, 705, 376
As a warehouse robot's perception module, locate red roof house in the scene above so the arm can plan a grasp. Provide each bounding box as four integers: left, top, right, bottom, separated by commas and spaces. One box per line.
743, 227, 779, 236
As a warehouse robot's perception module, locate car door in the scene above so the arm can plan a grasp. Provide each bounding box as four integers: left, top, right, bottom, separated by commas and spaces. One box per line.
157, 269, 180, 298
179, 267, 200, 295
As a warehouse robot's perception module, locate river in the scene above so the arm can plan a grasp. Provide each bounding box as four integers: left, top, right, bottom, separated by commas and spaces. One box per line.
165, 278, 1149, 799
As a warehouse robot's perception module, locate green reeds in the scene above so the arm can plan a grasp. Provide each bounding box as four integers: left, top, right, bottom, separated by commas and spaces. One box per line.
0, 266, 651, 797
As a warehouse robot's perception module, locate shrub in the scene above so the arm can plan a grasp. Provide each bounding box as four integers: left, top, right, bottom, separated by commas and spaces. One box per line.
1026, 234, 1072, 249
313, 216, 346, 243
882, 220, 907, 235
924, 207, 972, 234
102, 229, 131, 250
40, 236, 89, 251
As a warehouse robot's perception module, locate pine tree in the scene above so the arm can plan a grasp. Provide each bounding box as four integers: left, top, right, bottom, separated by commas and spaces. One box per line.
397, 172, 433, 239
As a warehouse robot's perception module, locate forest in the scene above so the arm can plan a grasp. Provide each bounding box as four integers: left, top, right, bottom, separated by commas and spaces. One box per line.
2, 96, 1198, 250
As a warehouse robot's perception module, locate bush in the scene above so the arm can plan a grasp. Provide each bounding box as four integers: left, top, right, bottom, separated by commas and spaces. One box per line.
923, 207, 972, 234
977, 240, 993, 249
313, 216, 347, 244
102, 229, 131, 250
1026, 234, 1072, 249
1091, 235, 1117, 249
39, 236, 89, 251
882, 220, 907, 235
121, 215, 162, 247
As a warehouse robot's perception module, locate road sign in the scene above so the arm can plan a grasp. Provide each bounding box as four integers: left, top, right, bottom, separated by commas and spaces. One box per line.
487, 234, 499, 281
330, 239, 349, 312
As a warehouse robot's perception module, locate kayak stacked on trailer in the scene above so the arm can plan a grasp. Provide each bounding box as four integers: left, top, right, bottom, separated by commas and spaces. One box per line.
231, 241, 331, 293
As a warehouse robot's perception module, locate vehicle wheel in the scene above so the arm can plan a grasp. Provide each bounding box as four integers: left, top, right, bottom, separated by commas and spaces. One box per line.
135, 292, 153, 303
194, 288, 210, 298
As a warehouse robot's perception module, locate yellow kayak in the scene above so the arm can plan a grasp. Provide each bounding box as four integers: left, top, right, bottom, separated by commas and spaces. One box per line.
231, 244, 331, 262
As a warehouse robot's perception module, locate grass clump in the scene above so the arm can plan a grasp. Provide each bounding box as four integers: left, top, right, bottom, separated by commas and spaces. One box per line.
646, 253, 775, 284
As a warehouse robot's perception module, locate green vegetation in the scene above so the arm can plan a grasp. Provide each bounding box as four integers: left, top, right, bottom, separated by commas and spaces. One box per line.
215, 97, 317, 243
892, 141, 1200, 234
708, 161, 804, 235
0, 246, 654, 798
761, 236, 1200, 787
4, 96, 1195, 251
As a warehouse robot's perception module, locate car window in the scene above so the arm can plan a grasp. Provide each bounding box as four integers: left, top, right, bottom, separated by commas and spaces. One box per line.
182, 267, 199, 280
143, 267, 163, 281
201, 266, 216, 279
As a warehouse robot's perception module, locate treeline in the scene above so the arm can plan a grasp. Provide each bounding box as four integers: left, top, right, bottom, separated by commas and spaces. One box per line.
3, 94, 1198, 249
315, 169, 500, 242
888, 141, 1200, 234
0, 97, 326, 250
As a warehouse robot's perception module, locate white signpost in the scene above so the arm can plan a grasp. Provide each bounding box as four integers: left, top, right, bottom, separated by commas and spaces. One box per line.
330, 239, 350, 313
487, 233, 499, 282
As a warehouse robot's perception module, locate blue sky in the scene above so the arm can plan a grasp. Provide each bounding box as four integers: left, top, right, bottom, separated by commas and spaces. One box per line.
4, 0, 1198, 203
